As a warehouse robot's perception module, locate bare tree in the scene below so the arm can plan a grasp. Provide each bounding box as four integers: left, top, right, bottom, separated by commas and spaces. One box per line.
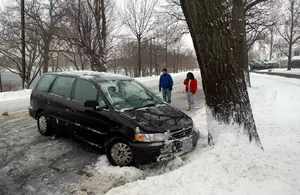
276, 0, 300, 70
108, 37, 197, 76
62, 0, 113, 72
0, 5, 43, 89
180, 0, 262, 147
24, 0, 64, 73
119, 0, 158, 77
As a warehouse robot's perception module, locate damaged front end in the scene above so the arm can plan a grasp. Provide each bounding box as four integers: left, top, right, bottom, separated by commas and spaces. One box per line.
157, 127, 200, 162
130, 125, 200, 165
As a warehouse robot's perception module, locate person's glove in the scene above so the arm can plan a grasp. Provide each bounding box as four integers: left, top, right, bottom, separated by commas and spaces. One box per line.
170, 87, 172, 91
159, 87, 161, 92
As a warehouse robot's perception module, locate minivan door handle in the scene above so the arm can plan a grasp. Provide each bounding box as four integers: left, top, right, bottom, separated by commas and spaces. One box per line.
45, 100, 51, 105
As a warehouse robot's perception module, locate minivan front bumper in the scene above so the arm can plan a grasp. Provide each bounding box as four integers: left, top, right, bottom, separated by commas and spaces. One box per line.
130, 128, 200, 165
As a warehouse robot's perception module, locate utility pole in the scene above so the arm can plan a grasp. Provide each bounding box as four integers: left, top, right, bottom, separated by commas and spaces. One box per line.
21, 0, 26, 89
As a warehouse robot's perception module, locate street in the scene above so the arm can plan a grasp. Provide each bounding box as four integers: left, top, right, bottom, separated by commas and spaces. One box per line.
0, 72, 205, 195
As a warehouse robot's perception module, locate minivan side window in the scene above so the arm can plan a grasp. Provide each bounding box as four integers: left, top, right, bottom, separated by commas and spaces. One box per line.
73, 79, 98, 103
50, 76, 75, 98
36, 75, 57, 92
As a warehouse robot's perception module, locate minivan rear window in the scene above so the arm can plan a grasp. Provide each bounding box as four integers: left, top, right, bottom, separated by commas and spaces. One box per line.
36, 75, 57, 92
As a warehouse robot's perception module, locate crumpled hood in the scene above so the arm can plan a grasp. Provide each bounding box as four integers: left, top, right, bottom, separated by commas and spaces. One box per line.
121, 104, 193, 133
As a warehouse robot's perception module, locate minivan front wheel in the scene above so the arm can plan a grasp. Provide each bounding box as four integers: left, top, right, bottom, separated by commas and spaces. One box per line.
107, 139, 134, 166
37, 112, 53, 136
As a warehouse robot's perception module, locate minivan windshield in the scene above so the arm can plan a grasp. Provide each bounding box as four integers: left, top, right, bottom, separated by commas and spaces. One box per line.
98, 79, 164, 110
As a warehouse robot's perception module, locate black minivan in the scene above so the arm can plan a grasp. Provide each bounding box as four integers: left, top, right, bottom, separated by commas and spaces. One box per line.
29, 71, 199, 166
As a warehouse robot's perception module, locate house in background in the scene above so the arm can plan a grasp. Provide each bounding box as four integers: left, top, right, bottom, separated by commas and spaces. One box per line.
272, 44, 300, 68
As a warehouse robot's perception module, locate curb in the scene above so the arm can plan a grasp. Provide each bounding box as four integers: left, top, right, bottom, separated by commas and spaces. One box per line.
251, 71, 300, 79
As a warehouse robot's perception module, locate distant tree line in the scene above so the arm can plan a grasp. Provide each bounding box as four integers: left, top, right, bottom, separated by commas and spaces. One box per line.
0, 0, 197, 89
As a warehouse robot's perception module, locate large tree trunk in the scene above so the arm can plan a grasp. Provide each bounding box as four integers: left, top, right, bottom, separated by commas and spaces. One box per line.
232, 0, 251, 87
180, 0, 262, 147
242, 24, 251, 87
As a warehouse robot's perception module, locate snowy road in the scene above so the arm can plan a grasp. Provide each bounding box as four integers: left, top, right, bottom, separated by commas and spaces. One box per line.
0, 72, 205, 195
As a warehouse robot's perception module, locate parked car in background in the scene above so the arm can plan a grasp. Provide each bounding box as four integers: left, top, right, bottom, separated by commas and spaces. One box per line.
250, 60, 279, 70
28, 71, 200, 166
291, 60, 300, 68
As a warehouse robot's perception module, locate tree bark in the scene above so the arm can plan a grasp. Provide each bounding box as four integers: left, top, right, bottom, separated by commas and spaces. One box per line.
269, 27, 274, 61
43, 40, 50, 73
150, 38, 153, 76
165, 36, 168, 69
232, 0, 251, 87
288, 0, 295, 71
21, 0, 26, 89
137, 35, 142, 77
288, 45, 292, 71
180, 0, 262, 147
101, 0, 107, 71
173, 48, 176, 73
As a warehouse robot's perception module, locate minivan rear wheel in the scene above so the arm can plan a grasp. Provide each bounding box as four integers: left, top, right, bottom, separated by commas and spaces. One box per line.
37, 112, 53, 136
106, 138, 134, 166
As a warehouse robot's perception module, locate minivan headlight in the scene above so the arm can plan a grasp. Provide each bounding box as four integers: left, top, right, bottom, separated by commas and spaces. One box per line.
135, 133, 165, 142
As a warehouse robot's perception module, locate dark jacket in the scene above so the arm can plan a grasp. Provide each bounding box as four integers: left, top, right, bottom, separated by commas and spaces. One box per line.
159, 73, 173, 89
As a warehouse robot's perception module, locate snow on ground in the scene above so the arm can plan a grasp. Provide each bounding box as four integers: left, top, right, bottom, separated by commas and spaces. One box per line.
257, 68, 300, 75
0, 89, 32, 102
72, 73, 300, 195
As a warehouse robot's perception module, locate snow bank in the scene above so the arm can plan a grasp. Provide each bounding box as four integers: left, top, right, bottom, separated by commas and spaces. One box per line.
69, 156, 145, 194
104, 73, 300, 195
0, 89, 32, 102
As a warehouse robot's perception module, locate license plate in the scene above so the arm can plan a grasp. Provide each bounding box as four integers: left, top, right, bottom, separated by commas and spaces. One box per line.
181, 138, 193, 152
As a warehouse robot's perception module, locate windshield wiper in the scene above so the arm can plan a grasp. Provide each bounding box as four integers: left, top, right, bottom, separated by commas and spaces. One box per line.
130, 103, 157, 110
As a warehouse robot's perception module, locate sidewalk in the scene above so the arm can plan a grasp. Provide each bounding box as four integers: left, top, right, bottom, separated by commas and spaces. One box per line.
251, 70, 300, 79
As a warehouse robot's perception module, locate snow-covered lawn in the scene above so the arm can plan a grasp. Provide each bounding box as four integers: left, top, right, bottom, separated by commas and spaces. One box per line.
257, 68, 300, 75
71, 73, 300, 195
0, 89, 32, 102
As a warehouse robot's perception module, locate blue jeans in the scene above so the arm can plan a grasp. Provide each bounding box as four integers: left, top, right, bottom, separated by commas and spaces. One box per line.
162, 88, 172, 103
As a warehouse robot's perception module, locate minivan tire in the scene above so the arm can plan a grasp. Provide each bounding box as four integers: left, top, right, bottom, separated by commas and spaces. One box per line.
106, 138, 134, 166
37, 112, 53, 136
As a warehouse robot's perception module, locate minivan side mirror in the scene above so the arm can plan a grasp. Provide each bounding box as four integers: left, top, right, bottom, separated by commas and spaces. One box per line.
84, 100, 99, 109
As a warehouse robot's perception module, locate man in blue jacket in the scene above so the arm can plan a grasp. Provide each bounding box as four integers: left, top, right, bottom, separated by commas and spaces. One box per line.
159, 68, 173, 104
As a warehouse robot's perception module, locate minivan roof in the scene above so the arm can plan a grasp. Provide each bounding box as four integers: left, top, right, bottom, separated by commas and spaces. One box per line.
44, 71, 131, 81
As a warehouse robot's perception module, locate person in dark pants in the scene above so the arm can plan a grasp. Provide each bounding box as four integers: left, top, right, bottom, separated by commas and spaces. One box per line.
159, 68, 173, 104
